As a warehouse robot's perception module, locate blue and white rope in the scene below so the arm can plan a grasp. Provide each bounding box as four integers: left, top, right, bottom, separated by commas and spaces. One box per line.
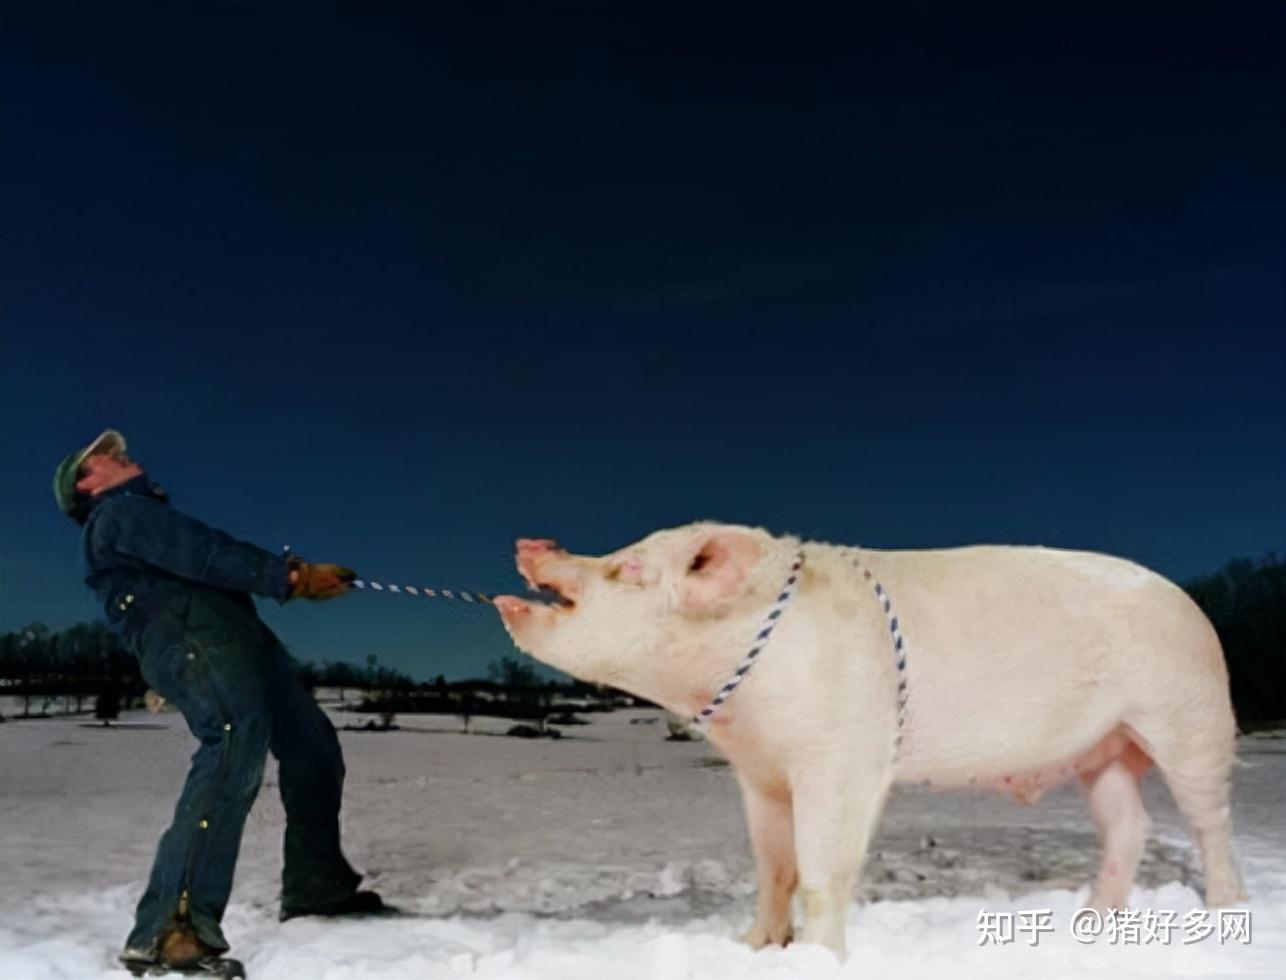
692, 551, 805, 727
350, 579, 493, 605
854, 556, 910, 751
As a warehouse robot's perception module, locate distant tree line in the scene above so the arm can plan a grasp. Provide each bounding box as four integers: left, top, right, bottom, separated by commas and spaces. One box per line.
3, 552, 1282, 726
0, 624, 613, 729
1183, 553, 1285, 728
0, 621, 141, 722
335, 654, 619, 732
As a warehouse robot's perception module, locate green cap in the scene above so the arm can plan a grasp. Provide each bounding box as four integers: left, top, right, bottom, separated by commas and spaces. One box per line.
53, 428, 127, 514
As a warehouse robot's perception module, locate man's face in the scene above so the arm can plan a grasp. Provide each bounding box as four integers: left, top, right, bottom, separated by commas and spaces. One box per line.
76, 451, 144, 497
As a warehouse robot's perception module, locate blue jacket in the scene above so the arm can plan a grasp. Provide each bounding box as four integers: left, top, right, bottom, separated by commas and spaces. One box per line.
81, 475, 292, 663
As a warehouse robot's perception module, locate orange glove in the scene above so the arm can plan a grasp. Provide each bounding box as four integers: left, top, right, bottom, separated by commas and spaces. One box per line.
288, 558, 357, 600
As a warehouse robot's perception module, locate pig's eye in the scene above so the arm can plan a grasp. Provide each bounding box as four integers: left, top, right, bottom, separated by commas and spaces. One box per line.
688, 553, 710, 573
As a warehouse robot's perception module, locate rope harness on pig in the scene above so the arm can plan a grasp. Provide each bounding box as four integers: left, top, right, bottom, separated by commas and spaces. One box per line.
858, 558, 910, 751
691, 549, 911, 754
692, 552, 805, 728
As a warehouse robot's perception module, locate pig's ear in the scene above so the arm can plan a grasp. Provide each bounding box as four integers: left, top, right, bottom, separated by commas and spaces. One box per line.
678, 530, 763, 613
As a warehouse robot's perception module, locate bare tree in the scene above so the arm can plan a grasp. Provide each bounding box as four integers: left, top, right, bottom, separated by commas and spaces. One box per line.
457, 691, 475, 734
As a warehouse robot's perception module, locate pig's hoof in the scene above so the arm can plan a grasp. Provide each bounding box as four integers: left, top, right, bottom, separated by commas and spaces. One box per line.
1086, 890, 1130, 913
739, 923, 794, 950
1206, 887, 1249, 907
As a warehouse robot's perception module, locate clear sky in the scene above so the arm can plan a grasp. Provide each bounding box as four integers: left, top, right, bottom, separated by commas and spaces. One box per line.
2, 5, 1283, 680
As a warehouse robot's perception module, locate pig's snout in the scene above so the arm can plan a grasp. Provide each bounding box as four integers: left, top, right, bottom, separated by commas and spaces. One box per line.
516, 538, 563, 588
517, 538, 561, 555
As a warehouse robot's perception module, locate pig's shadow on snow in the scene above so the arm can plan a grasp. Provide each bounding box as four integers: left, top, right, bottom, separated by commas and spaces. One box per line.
582, 827, 1198, 926
388, 826, 1201, 929
859, 825, 1199, 905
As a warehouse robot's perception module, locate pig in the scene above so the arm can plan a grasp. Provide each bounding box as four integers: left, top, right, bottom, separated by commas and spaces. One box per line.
493, 523, 1247, 959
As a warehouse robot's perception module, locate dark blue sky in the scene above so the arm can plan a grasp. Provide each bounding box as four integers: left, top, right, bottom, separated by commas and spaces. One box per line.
3, 5, 1283, 679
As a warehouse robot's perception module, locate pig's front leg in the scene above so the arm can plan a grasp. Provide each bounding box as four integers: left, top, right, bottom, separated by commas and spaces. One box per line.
736, 774, 797, 949
791, 760, 893, 958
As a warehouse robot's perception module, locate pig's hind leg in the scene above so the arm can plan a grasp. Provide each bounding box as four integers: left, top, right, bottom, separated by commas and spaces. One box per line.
736, 775, 798, 949
1080, 753, 1152, 910
1138, 721, 1247, 906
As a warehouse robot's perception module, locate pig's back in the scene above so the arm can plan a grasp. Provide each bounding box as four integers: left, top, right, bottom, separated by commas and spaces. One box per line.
849, 544, 1220, 783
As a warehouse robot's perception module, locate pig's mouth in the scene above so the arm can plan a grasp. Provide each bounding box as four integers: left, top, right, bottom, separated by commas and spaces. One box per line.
514, 540, 579, 612
519, 567, 577, 610
532, 583, 576, 610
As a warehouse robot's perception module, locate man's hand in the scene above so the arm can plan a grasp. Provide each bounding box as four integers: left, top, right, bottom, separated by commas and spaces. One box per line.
288, 559, 358, 601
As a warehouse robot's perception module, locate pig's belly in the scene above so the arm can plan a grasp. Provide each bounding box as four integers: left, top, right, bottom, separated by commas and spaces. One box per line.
896, 725, 1153, 804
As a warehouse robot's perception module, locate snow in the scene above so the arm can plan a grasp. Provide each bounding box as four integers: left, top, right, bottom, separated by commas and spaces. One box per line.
2, 707, 1284, 979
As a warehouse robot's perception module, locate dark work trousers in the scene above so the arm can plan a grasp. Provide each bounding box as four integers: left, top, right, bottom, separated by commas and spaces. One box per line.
125, 614, 361, 953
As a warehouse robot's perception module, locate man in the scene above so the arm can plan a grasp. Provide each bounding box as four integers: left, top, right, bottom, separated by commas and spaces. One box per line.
53, 429, 382, 977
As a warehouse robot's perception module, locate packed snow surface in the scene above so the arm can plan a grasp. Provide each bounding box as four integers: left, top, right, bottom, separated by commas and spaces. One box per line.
2, 704, 1283, 978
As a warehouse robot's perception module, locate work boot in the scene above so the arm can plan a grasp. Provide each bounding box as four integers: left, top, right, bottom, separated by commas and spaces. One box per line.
160, 920, 218, 967
120, 925, 241, 977
279, 889, 387, 921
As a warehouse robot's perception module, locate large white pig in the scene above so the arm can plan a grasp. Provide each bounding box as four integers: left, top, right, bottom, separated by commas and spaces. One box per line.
493, 523, 1246, 958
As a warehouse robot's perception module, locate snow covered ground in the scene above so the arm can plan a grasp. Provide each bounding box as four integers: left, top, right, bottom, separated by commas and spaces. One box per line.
1, 705, 1283, 979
